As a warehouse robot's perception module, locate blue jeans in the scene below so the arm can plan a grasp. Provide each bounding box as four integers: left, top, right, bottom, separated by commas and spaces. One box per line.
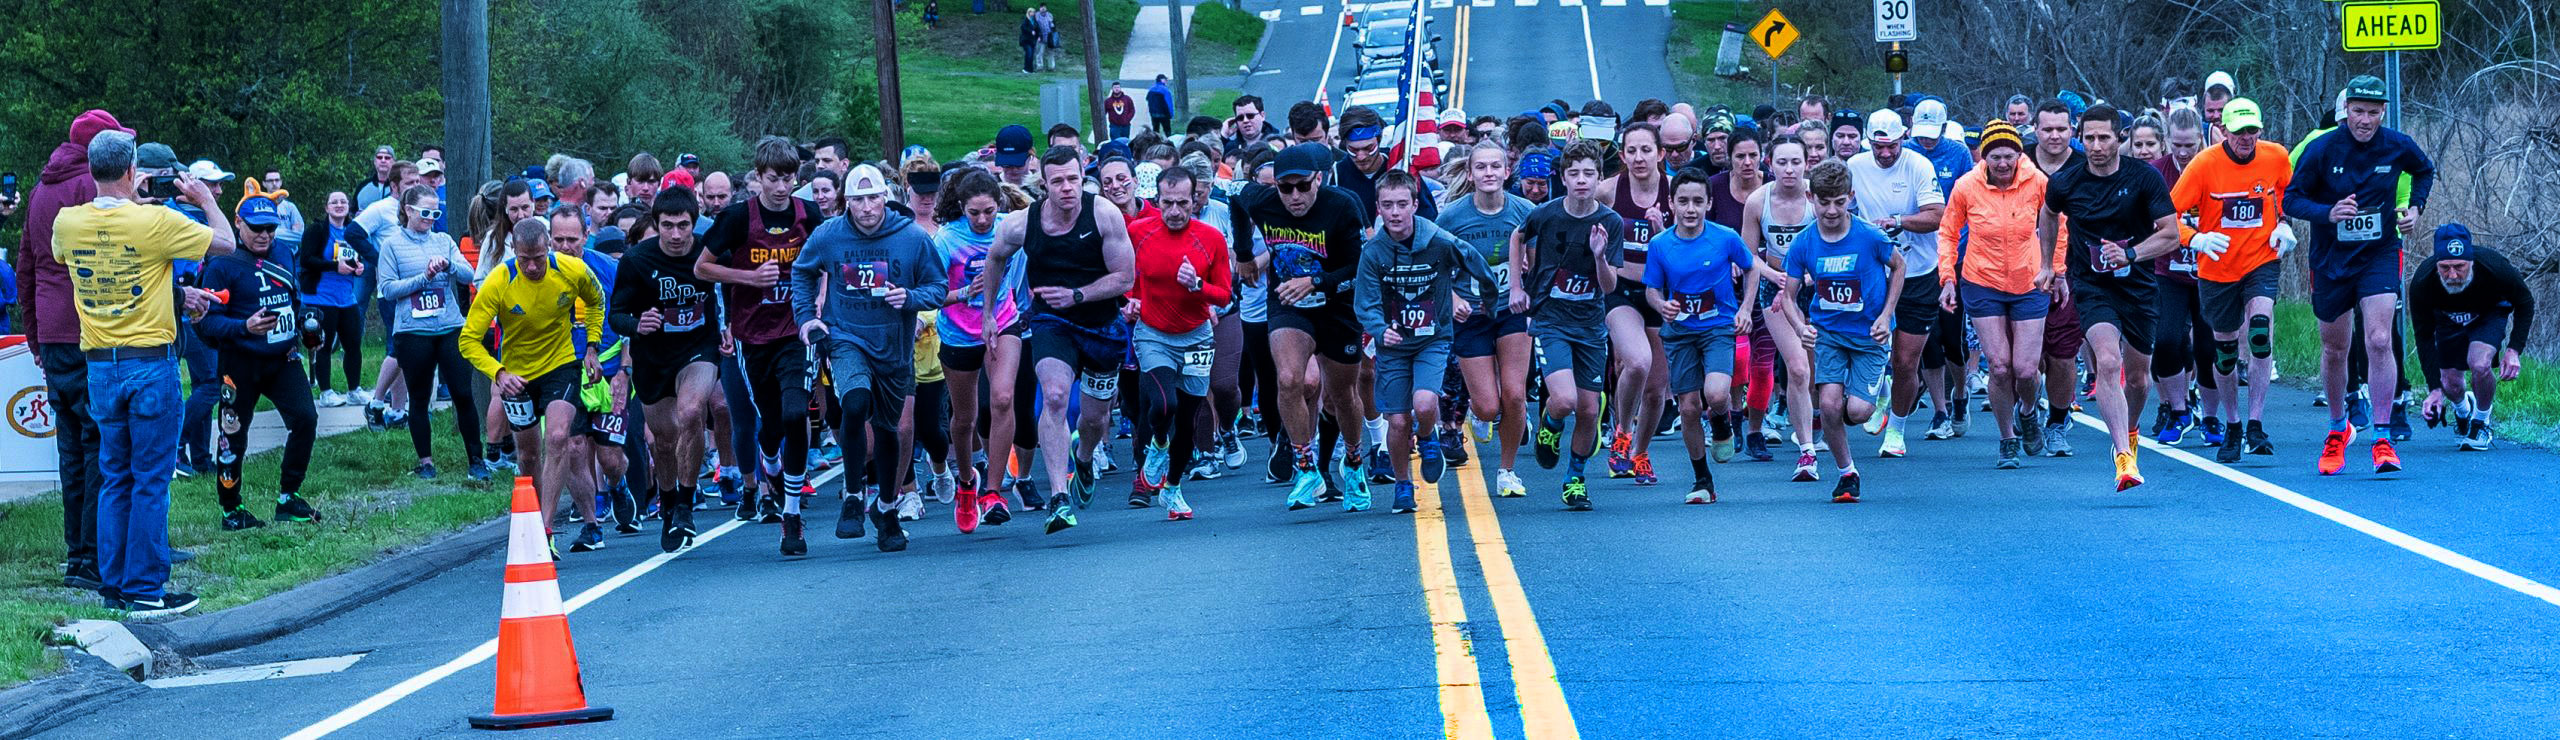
94, 355, 182, 601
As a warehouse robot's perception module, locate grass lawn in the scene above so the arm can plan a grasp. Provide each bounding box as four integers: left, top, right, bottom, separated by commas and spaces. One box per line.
0, 409, 508, 688
891, 0, 1263, 158
1667, 0, 1889, 118
2271, 300, 2558, 444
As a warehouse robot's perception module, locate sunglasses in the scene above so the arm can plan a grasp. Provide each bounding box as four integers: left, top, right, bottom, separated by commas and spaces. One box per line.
246, 224, 278, 234
414, 208, 443, 221
1278, 179, 1315, 193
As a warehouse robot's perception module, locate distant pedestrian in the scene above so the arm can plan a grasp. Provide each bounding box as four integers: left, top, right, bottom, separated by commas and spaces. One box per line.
1106, 83, 1137, 140
1019, 9, 1040, 73
1036, 4, 1060, 70
924, 0, 941, 29
1147, 75, 1175, 134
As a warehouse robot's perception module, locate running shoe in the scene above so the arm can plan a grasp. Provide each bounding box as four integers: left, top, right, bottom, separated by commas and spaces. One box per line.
661, 501, 695, 553
1419, 437, 1446, 484
1440, 428, 1470, 468
1014, 477, 1045, 511
1712, 434, 1736, 464
874, 507, 909, 551
221, 507, 266, 531
2114, 452, 2144, 491
1792, 450, 1820, 482
780, 514, 807, 556
467, 461, 492, 482
274, 494, 320, 523
2044, 422, 2074, 457
1342, 461, 1373, 512
568, 522, 605, 552
1877, 425, 1906, 458
1366, 447, 1396, 485
1164, 484, 1194, 520
836, 490, 868, 539
1685, 473, 1716, 504
1607, 430, 1635, 478
1533, 415, 1564, 469
896, 490, 924, 521
2245, 420, 2276, 456
1924, 411, 1954, 440
2318, 427, 2353, 475
1192, 460, 1226, 480
1997, 438, 2023, 470
1561, 478, 1591, 511
1043, 493, 1078, 534
1390, 481, 1418, 514
611, 487, 641, 534
414, 462, 439, 480
1830, 472, 1861, 503
1863, 409, 1888, 435
930, 470, 957, 505
1131, 464, 1163, 508
715, 468, 743, 506
2371, 439, 2402, 474
2346, 391, 2372, 430
1287, 468, 1322, 510
758, 490, 785, 524
319, 389, 347, 408
2157, 412, 2189, 446
1140, 443, 1169, 491
2148, 403, 2174, 440
1264, 441, 1293, 484
1222, 434, 1249, 470
1948, 405, 1969, 438
1070, 456, 1099, 509
2461, 420, 2495, 451
735, 484, 760, 521
1631, 453, 1657, 485
494, 452, 520, 474
2018, 410, 2045, 456
2216, 421, 2246, 463
2200, 416, 2226, 447
1495, 469, 1528, 498
2387, 402, 2413, 441
1743, 432, 1771, 462
980, 486, 1013, 526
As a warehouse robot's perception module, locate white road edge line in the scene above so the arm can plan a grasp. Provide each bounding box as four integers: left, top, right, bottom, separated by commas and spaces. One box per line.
1575, 0, 1601, 100
281, 467, 845, 740
2071, 412, 2560, 607
1314, 0, 1351, 104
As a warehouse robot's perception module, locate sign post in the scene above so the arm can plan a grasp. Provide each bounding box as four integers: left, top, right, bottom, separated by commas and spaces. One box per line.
1872, 0, 1914, 96
1750, 8, 1797, 108
2339, 0, 2439, 128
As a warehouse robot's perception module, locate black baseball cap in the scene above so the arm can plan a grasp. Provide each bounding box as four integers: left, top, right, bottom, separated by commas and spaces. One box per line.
993, 125, 1035, 167
1275, 143, 1328, 179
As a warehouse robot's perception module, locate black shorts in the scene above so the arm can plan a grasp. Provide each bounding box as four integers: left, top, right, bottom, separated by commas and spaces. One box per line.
1452, 308, 1527, 359
1606, 285, 1663, 328
1024, 315, 1128, 399
2311, 255, 2402, 323
503, 364, 589, 433
632, 341, 720, 406
939, 342, 989, 373
1893, 273, 1941, 336
2070, 276, 2158, 356
1269, 305, 1364, 365
2431, 313, 2509, 372
2199, 261, 2282, 334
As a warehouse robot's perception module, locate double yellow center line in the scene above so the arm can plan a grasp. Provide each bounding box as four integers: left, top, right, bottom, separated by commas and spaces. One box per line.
1448, 6, 1471, 113
1413, 433, 1580, 739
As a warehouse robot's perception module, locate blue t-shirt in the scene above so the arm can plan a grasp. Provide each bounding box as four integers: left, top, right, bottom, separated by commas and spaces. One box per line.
308, 222, 364, 307
1642, 222, 1756, 332
1782, 221, 1899, 336
571, 250, 623, 375
1911, 135, 1973, 198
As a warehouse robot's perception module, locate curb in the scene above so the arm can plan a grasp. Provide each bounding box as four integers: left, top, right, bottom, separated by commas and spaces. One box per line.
126, 516, 508, 657
0, 652, 145, 740
1245, 3, 1275, 73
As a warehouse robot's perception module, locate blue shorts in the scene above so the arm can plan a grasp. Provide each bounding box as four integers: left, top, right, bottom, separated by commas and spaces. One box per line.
1453, 308, 1527, 359
1960, 280, 2052, 322
2311, 256, 2402, 323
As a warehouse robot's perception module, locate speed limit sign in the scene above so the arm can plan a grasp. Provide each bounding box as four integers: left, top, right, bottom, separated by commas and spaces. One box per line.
1874, 0, 1915, 42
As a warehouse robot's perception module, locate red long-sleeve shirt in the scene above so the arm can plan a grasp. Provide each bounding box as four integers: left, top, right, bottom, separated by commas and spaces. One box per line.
1129, 216, 1231, 333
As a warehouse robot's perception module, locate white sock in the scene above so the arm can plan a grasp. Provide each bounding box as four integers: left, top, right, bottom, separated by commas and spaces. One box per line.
1366, 416, 1386, 445
2474, 406, 2493, 424
1886, 413, 1906, 433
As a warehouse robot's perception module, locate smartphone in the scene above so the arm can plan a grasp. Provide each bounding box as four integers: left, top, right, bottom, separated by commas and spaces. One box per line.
1, 171, 18, 200
144, 174, 182, 200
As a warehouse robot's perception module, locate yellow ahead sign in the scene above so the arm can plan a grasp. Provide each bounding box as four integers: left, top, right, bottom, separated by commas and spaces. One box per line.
2340, 0, 2439, 51
1751, 9, 1799, 59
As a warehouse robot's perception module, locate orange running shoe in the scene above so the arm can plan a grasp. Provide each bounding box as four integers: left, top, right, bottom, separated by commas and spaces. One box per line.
2318, 427, 2354, 475
2114, 452, 2144, 491
2371, 438, 2402, 474
1630, 453, 1657, 485
1607, 429, 1635, 478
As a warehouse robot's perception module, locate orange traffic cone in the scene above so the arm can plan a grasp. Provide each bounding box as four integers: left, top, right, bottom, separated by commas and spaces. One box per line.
467, 476, 614, 730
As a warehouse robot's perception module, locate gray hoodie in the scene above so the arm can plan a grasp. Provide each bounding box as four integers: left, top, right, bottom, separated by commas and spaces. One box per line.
791, 209, 946, 371
1355, 217, 1493, 354
374, 225, 480, 334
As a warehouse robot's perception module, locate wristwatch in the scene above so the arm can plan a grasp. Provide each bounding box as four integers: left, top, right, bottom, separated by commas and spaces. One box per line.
1072, 288, 1085, 305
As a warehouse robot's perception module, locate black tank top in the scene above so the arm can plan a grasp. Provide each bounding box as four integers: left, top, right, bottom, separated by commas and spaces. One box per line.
1024, 193, 1116, 328
1611, 173, 1661, 264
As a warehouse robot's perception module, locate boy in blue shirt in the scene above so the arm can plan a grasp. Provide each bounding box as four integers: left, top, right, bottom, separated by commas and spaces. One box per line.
1644, 170, 1778, 504
1778, 160, 1904, 503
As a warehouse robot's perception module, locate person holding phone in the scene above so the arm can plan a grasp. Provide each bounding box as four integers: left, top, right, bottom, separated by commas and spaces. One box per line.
298, 190, 376, 408
192, 189, 321, 531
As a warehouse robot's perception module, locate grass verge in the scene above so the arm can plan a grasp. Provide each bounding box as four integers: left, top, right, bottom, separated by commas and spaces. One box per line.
0, 409, 508, 688
1667, 0, 1890, 118
892, 0, 1262, 158
2271, 300, 2557, 445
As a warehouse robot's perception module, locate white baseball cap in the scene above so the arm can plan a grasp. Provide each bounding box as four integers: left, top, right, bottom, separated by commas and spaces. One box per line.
846, 164, 892, 197
2204, 70, 2237, 96
186, 159, 235, 182
1865, 108, 1907, 143
1910, 99, 1949, 140
416, 157, 445, 175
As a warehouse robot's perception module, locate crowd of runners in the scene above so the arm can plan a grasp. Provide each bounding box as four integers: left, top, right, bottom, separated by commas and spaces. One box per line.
27, 65, 2542, 600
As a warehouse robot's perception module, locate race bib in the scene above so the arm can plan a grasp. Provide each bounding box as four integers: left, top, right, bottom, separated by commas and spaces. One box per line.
1392, 296, 1438, 336
961, 256, 989, 307
842, 261, 893, 296
1548, 270, 1596, 301
1275, 246, 1327, 308
409, 288, 448, 318
2217, 194, 2266, 230
1667, 291, 1717, 322
590, 408, 628, 444
763, 282, 793, 305
2338, 209, 2385, 242
2170, 247, 2199, 273
667, 299, 707, 332
264, 306, 298, 344
1079, 371, 1120, 400
503, 396, 537, 428
1765, 225, 1805, 258
1813, 278, 1864, 313
1180, 347, 1215, 377
1623, 219, 1657, 251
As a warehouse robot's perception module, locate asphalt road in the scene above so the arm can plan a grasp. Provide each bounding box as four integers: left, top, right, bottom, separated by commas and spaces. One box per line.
47, 4, 2560, 737
1238, 0, 1673, 129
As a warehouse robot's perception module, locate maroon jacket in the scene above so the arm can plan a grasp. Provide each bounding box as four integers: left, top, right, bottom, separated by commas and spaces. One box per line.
18, 111, 127, 345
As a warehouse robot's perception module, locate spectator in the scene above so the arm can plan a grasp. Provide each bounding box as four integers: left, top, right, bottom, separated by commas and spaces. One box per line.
264, 170, 309, 250
170, 154, 232, 478
924, 0, 941, 29
17, 108, 129, 594
1147, 75, 1175, 134
300, 190, 376, 408
1106, 82, 1138, 140
417, 157, 449, 232
1037, 3, 1059, 71
374, 185, 489, 481
627, 152, 665, 206
1223, 95, 1280, 154
58, 128, 238, 616
355, 145, 398, 212
1019, 9, 1040, 74
192, 183, 321, 531
696, 171, 734, 237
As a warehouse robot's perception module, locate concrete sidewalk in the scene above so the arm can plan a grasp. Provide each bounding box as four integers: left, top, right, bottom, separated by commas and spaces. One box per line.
1116, 1, 1202, 83
0, 398, 451, 507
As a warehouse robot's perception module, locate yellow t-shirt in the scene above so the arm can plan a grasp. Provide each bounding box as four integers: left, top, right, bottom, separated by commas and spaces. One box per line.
460, 253, 606, 380
54, 200, 215, 350
914, 310, 945, 384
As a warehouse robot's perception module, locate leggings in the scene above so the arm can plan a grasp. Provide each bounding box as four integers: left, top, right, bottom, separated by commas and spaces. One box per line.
1743, 323, 1776, 413
1242, 320, 1279, 435
391, 330, 485, 462
737, 340, 811, 483
214, 353, 317, 512
2150, 281, 2218, 388
720, 351, 757, 472
1139, 368, 1205, 479
834, 384, 905, 502
1920, 304, 1969, 371
1122, 366, 1150, 456
309, 302, 368, 392
912, 379, 951, 473
1206, 313, 1244, 450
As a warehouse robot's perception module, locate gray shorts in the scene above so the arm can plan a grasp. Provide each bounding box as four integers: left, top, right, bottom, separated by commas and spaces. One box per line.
1374, 339, 1453, 415
1662, 323, 1737, 396
1132, 320, 1216, 397
826, 337, 914, 404
1533, 321, 1609, 392
1814, 330, 1888, 403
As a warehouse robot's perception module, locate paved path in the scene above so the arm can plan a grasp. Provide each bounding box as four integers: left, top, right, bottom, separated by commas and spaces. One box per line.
0, 399, 447, 507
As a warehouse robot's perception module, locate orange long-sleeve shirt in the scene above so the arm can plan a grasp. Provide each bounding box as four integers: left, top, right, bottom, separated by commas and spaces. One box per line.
2170, 139, 2293, 283
1938, 163, 2067, 295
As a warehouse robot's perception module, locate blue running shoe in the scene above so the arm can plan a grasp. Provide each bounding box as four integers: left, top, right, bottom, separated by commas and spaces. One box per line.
1418, 438, 1445, 484
1287, 468, 1322, 510
1390, 481, 1417, 514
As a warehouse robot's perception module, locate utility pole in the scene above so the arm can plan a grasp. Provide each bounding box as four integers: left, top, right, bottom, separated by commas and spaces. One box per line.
440, 0, 489, 242
1167, 0, 1190, 126
1079, 0, 1108, 140
877, 0, 907, 154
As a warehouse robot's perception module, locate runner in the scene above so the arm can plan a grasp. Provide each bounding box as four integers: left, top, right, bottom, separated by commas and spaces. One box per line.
610, 186, 725, 552
930, 167, 1021, 532
1230, 143, 1371, 511
2408, 224, 2532, 451
1126, 166, 1231, 520
984, 145, 1137, 533
1644, 169, 1773, 503
547, 206, 639, 539
1705, 128, 1770, 462
461, 216, 610, 555
1938, 121, 2060, 469
2040, 104, 2181, 491
1739, 136, 1824, 480
1357, 170, 1493, 515
193, 188, 320, 530
1844, 109, 1948, 459
1435, 140, 1539, 498
2030, 100, 2089, 458
792, 164, 946, 552
2282, 75, 2436, 476
1513, 141, 1626, 511
1777, 160, 1902, 503
698, 136, 824, 521
2169, 98, 2294, 464
2146, 107, 2221, 449
1596, 121, 1670, 485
